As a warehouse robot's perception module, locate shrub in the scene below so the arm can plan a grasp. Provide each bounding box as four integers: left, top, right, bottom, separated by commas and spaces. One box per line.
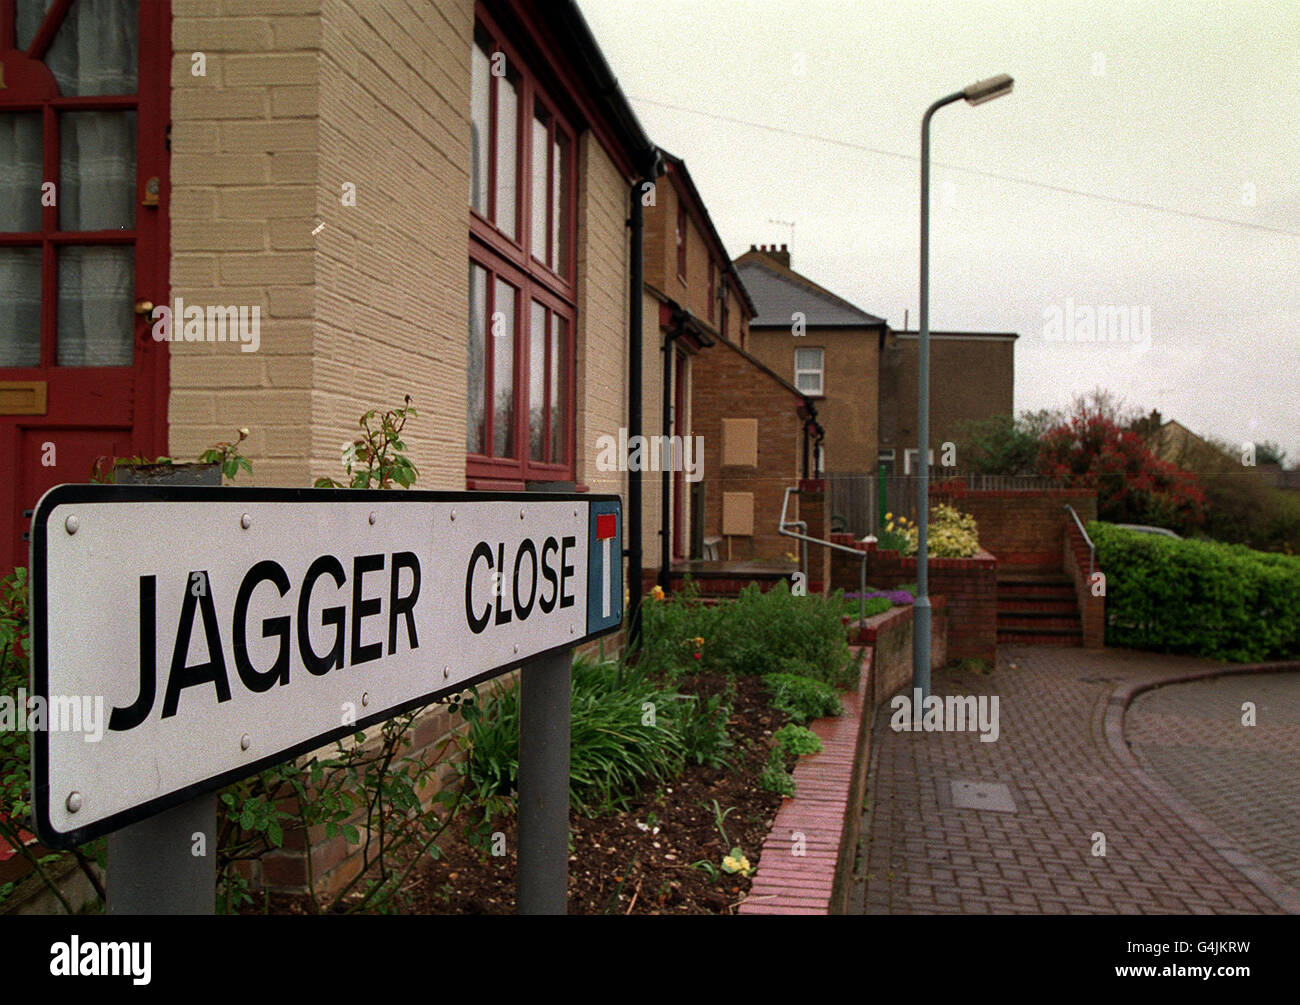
1091, 521, 1300, 660
458, 656, 729, 814
842, 594, 893, 620
640, 580, 854, 685
890, 503, 980, 558
773, 724, 823, 757
763, 673, 843, 724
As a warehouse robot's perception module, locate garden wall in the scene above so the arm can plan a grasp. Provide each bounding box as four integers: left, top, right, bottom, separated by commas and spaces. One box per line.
1063, 519, 1105, 648
831, 535, 996, 664
930, 483, 1097, 571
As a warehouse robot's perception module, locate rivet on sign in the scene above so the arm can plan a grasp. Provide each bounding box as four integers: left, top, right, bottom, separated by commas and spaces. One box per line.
368, 511, 377, 525
570, 623, 575, 634
64, 515, 79, 535
443, 665, 449, 679
240, 513, 252, 530
361, 692, 370, 707
513, 643, 519, 653
240, 733, 251, 751
520, 508, 525, 520
450, 510, 456, 521
66, 792, 82, 813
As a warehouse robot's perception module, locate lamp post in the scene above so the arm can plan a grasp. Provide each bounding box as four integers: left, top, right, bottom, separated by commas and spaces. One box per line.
914, 74, 1013, 700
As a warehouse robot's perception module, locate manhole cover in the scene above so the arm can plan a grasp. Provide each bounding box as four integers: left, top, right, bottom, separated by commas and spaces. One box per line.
951, 780, 1016, 813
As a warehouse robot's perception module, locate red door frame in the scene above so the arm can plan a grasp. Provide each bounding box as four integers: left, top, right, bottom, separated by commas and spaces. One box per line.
0, 0, 171, 572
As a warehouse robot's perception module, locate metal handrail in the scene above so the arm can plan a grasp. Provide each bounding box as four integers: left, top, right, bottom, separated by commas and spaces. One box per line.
1064, 503, 1095, 579
779, 485, 872, 627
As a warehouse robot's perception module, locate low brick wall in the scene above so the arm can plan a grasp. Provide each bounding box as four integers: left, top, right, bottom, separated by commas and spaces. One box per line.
740, 648, 873, 914
930, 483, 1097, 572
831, 535, 996, 664
741, 604, 948, 914
1063, 519, 1106, 648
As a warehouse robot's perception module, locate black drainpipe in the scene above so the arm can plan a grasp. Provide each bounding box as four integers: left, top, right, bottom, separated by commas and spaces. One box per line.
659, 315, 683, 591
627, 157, 660, 648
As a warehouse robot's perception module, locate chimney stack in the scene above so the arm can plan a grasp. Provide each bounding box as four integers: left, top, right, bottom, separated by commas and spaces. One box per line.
754, 242, 790, 268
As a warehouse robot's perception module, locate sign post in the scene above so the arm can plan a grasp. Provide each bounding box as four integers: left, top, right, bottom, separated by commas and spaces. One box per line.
28, 483, 622, 912
516, 647, 570, 915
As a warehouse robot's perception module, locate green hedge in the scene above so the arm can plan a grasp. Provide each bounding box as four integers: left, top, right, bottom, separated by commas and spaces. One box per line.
1090, 521, 1300, 661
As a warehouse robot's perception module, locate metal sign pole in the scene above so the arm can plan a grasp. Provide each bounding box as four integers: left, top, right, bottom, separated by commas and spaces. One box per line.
516, 646, 571, 915
107, 795, 216, 914
107, 461, 220, 915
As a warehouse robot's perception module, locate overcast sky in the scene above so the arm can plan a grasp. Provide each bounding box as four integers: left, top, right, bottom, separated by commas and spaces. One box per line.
577, 0, 1299, 462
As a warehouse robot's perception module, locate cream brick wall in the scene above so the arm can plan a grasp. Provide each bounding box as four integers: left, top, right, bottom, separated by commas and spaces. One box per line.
170, 0, 472, 489
575, 131, 629, 503
314, 0, 472, 489
170, 0, 320, 484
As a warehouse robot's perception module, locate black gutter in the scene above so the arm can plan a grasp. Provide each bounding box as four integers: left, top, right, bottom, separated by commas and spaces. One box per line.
627, 157, 663, 649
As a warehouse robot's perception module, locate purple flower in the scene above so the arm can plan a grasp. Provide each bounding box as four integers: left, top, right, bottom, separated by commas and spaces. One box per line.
845, 590, 915, 605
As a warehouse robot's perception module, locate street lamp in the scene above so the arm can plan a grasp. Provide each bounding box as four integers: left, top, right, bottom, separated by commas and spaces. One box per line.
914, 74, 1013, 701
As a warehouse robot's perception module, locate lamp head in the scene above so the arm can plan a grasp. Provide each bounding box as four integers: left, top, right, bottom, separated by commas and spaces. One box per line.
963, 74, 1014, 105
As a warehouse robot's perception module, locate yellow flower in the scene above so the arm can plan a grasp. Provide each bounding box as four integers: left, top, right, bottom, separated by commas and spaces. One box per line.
650, 585, 665, 601
692, 636, 705, 647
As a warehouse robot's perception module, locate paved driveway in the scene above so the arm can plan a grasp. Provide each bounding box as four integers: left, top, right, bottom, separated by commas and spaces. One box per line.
852, 646, 1296, 914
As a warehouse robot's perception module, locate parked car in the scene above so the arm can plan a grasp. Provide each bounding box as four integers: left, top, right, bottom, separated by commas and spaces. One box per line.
1113, 524, 1182, 539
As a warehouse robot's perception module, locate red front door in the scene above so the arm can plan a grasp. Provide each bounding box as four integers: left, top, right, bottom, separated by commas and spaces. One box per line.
0, 0, 170, 574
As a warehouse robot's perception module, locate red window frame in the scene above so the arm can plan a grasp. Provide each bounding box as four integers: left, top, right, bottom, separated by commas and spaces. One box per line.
468, 8, 576, 487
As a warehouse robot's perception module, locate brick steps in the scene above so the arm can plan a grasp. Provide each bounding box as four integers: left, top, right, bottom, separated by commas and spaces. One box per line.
997, 572, 1083, 647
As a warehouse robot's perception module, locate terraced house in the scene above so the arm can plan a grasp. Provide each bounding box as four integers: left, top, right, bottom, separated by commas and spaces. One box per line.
0, 0, 678, 588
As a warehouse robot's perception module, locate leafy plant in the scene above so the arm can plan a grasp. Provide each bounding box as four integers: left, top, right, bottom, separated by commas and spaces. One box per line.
197, 428, 253, 482
763, 673, 843, 724
757, 747, 796, 796
773, 724, 823, 757
890, 503, 981, 558
638, 580, 855, 686
314, 396, 419, 489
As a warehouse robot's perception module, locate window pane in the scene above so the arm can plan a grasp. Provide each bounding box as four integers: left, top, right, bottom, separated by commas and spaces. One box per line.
46, 0, 138, 96
492, 278, 515, 457
530, 112, 548, 262
795, 372, 821, 394
528, 301, 546, 462
553, 132, 569, 276
57, 244, 133, 366
550, 314, 566, 464
494, 72, 517, 240
60, 110, 137, 231
16, 0, 54, 50
0, 113, 43, 232
0, 248, 43, 366
470, 36, 490, 216
795, 347, 822, 371
467, 263, 486, 454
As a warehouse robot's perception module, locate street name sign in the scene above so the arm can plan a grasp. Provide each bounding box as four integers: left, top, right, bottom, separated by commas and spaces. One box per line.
29, 485, 622, 848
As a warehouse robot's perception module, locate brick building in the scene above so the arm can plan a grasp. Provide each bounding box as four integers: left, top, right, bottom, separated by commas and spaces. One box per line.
735, 244, 886, 473
641, 155, 825, 573
0, 0, 687, 898
734, 244, 1016, 477
0, 0, 679, 576
879, 329, 1017, 475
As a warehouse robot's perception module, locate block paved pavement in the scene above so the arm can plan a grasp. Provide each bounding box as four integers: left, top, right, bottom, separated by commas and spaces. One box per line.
1126, 671, 1300, 903
851, 645, 1294, 914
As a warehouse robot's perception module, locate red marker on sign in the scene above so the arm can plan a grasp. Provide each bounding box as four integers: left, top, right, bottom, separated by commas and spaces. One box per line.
596, 513, 616, 618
